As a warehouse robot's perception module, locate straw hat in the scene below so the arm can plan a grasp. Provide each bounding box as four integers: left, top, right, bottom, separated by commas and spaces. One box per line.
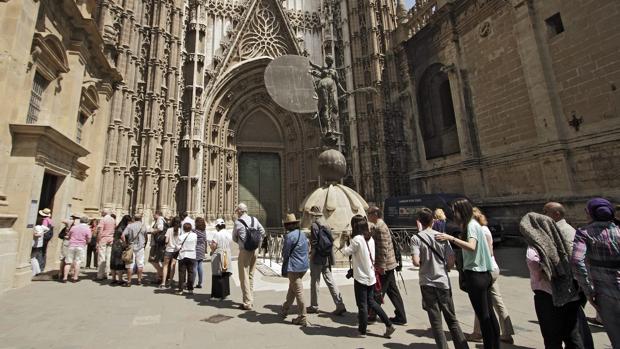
282, 213, 300, 225
308, 206, 323, 216
38, 208, 51, 217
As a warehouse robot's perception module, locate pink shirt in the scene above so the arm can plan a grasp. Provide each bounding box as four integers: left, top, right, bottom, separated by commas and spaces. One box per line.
97, 215, 116, 245
42, 217, 53, 228
68, 223, 92, 248
526, 247, 552, 294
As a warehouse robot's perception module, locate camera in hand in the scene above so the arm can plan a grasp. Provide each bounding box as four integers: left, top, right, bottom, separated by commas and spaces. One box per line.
345, 268, 354, 279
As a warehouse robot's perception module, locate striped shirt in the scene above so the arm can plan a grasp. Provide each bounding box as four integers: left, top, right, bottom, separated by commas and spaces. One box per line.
571, 221, 620, 299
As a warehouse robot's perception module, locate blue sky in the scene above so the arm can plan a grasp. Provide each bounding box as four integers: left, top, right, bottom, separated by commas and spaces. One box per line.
404, 0, 415, 9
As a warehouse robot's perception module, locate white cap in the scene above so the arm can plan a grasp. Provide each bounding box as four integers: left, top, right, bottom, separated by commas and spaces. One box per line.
215, 218, 225, 226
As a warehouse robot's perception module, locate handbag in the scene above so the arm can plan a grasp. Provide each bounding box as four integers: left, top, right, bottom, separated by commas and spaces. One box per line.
364, 239, 383, 302
281, 231, 301, 277
172, 233, 190, 259
122, 227, 143, 264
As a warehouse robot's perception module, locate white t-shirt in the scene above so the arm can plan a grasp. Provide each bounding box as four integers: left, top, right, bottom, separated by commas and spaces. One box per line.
177, 231, 197, 260
165, 228, 181, 253
481, 226, 499, 271
32, 225, 49, 248
342, 235, 376, 286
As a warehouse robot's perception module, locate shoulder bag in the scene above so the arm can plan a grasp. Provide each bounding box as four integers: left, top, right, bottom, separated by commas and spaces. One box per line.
281, 230, 302, 277
121, 226, 143, 264
172, 232, 190, 260
417, 232, 456, 292
364, 239, 383, 303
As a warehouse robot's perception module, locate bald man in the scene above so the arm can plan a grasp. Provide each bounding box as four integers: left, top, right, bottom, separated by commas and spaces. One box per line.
543, 202, 594, 349
543, 202, 575, 249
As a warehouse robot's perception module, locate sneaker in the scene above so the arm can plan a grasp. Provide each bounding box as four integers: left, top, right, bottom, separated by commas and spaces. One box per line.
332, 305, 347, 316
242, 304, 253, 311
389, 317, 407, 326
500, 335, 514, 344
195, 284, 202, 289
306, 306, 319, 314
187, 290, 194, 295
292, 316, 308, 327
465, 333, 483, 342
175, 289, 183, 295
384, 325, 396, 338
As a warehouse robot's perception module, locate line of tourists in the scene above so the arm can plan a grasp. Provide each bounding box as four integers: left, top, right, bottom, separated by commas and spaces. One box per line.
34, 197, 619, 348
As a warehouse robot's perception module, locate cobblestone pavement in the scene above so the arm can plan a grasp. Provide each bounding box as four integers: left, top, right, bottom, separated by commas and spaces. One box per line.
0, 247, 612, 349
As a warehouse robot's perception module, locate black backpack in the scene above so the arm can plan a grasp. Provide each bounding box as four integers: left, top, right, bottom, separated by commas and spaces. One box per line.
43, 226, 54, 242
238, 217, 262, 251
314, 223, 333, 257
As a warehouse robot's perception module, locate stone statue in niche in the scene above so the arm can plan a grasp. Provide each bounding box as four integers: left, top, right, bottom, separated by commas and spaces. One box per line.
309, 55, 348, 141
225, 154, 233, 181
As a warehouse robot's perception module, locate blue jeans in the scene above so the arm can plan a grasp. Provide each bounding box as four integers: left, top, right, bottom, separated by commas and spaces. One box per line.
194, 259, 203, 286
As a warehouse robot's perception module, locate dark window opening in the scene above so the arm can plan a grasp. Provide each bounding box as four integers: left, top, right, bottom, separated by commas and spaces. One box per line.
417, 63, 460, 159
76, 113, 87, 144
27, 72, 48, 124
545, 13, 564, 37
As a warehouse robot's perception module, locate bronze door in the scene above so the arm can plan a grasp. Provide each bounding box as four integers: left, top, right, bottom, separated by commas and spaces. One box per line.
238, 152, 281, 228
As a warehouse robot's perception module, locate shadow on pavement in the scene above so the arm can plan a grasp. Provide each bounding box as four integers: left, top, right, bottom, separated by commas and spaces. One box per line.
301, 324, 358, 338
384, 343, 435, 349
317, 311, 358, 326
238, 309, 284, 325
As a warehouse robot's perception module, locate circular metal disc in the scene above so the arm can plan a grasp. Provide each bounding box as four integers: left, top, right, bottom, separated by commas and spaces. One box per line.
264, 55, 317, 114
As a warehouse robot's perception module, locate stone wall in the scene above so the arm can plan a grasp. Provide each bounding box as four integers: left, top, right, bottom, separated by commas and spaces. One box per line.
395, 0, 620, 231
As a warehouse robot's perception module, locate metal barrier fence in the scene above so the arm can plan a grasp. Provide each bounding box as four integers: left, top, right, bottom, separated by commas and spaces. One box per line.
390, 227, 418, 257
260, 227, 286, 267
259, 226, 419, 267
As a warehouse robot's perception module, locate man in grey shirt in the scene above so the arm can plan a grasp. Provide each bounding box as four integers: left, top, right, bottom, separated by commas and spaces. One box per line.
122, 213, 147, 286
411, 208, 468, 349
232, 203, 265, 310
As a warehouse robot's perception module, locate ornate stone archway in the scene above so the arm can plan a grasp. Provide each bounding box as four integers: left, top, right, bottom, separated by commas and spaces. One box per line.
195, 58, 321, 224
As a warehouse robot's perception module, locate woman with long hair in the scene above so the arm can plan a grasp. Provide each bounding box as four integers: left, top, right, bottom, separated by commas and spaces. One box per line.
340, 215, 395, 338
466, 208, 514, 344
161, 216, 181, 288
436, 198, 500, 348
110, 215, 131, 285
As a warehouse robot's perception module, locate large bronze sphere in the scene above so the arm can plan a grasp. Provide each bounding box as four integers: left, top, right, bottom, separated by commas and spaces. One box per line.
318, 149, 347, 182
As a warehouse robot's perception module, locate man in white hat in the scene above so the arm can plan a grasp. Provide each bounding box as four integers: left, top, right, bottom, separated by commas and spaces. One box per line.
37, 208, 53, 271
279, 213, 309, 326
232, 203, 265, 310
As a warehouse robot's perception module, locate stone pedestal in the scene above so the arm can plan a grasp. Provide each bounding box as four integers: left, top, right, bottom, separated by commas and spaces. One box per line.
299, 149, 369, 267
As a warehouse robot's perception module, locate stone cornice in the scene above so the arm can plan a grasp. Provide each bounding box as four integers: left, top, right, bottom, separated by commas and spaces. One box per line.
9, 124, 90, 158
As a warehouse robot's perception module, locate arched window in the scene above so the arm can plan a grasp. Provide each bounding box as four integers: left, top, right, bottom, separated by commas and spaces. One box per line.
417, 63, 460, 159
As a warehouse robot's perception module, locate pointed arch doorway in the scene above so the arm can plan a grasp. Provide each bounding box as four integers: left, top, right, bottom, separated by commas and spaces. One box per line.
237, 109, 283, 227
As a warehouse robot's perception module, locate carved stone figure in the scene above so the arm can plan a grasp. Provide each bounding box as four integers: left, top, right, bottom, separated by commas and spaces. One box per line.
309, 55, 347, 137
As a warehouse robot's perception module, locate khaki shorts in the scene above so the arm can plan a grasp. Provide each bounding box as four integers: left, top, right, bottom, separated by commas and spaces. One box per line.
125, 248, 145, 269
65, 246, 85, 264
59, 240, 70, 260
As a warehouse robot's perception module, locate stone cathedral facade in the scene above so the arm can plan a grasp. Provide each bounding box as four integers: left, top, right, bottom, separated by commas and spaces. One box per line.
1, 0, 618, 292
0, 0, 406, 291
